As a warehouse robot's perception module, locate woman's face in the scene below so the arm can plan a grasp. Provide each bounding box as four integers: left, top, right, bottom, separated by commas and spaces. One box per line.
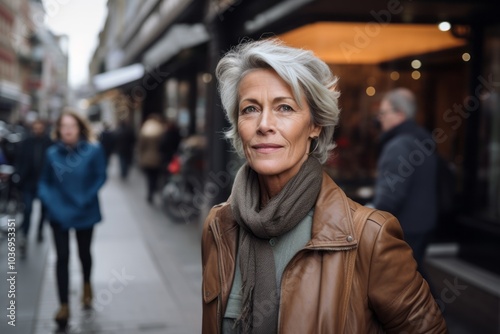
237, 69, 321, 181
59, 114, 80, 145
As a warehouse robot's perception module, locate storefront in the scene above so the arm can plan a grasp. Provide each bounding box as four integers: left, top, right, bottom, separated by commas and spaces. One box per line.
91, 0, 209, 135
204, 1, 500, 329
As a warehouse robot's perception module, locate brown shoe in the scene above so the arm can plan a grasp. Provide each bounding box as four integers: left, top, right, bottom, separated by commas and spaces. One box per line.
54, 303, 69, 329
82, 282, 93, 309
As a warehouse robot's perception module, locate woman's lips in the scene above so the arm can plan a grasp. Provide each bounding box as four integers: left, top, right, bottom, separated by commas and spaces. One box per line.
252, 144, 283, 153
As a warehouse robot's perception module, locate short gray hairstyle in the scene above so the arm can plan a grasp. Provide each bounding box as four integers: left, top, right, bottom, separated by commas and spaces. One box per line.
383, 88, 416, 119
215, 38, 340, 164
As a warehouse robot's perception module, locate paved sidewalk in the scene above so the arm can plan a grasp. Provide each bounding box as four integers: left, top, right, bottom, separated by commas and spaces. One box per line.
0, 203, 50, 334
30, 157, 202, 334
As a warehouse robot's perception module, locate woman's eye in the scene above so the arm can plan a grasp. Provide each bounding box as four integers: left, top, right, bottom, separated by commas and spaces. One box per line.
278, 104, 294, 112
241, 106, 257, 114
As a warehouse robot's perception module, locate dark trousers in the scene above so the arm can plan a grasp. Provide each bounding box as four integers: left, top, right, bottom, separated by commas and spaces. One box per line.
21, 190, 46, 237
143, 167, 160, 201
50, 222, 94, 304
118, 155, 131, 179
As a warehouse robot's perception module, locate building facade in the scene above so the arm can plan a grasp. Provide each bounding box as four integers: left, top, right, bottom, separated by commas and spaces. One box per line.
0, 0, 68, 123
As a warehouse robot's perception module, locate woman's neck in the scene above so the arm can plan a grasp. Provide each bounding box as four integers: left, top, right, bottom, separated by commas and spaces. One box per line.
258, 174, 288, 208
62, 139, 79, 148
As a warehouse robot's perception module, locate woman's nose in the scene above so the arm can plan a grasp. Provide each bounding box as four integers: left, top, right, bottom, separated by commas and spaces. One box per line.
257, 109, 276, 134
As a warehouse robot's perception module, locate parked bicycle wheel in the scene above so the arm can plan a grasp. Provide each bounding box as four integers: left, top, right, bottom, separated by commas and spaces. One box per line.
162, 174, 202, 223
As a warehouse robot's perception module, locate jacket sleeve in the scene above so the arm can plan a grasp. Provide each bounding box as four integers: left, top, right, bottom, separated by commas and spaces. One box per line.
373, 136, 415, 214
80, 144, 107, 207
367, 213, 447, 333
14, 140, 26, 184
37, 151, 53, 208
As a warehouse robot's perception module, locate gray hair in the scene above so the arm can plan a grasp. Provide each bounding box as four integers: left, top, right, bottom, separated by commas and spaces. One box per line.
383, 88, 417, 119
215, 38, 340, 164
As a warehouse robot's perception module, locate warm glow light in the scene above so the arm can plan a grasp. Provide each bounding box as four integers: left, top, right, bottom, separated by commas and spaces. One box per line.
412, 71, 421, 80
202, 73, 212, 83
438, 21, 451, 32
390, 71, 400, 81
278, 22, 466, 64
366, 86, 376, 96
411, 59, 422, 69
462, 53, 471, 61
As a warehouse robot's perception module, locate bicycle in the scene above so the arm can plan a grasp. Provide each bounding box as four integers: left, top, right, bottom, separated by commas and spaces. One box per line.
161, 135, 206, 223
0, 165, 23, 237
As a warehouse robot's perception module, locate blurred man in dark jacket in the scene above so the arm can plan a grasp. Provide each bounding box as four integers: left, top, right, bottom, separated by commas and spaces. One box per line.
99, 122, 115, 166
159, 120, 181, 173
17, 119, 53, 248
114, 119, 136, 180
373, 88, 438, 285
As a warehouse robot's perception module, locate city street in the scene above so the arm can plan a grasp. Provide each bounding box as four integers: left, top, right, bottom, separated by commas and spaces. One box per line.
1, 157, 202, 334
0, 156, 497, 333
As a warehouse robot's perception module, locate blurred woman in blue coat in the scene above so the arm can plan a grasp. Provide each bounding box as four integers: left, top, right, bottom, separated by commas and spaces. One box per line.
38, 109, 106, 329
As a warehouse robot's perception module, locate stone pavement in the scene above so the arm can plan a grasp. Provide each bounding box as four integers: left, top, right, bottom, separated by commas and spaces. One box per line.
2, 156, 203, 334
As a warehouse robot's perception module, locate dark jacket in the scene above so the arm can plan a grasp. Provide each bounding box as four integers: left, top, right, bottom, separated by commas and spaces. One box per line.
202, 173, 446, 333
99, 129, 115, 159
16, 134, 53, 192
38, 141, 107, 230
114, 124, 136, 161
373, 120, 438, 234
159, 125, 181, 166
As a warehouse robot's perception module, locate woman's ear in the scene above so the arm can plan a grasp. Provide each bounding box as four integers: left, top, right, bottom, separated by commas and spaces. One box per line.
310, 125, 322, 139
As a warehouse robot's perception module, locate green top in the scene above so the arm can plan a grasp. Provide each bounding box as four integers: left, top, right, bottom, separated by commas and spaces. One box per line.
223, 209, 314, 332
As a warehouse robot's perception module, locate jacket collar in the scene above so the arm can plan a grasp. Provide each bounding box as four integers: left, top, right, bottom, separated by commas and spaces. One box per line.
211, 172, 358, 250
380, 120, 418, 148
55, 139, 87, 153
306, 172, 358, 249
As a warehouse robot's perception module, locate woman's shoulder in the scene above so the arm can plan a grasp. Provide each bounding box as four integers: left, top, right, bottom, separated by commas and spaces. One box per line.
202, 201, 235, 234
45, 142, 64, 158
349, 204, 405, 252
204, 201, 231, 224
347, 199, 401, 239
78, 141, 105, 156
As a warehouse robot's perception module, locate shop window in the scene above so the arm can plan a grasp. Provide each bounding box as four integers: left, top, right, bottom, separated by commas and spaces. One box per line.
278, 22, 470, 204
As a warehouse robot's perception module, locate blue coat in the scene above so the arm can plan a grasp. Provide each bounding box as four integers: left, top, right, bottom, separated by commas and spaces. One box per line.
38, 140, 107, 230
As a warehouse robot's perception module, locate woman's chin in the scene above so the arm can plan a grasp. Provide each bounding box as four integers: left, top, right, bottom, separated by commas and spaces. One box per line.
62, 138, 78, 145
248, 161, 288, 177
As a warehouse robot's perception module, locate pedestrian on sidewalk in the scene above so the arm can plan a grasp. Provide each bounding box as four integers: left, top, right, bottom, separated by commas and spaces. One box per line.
201, 39, 446, 333
114, 118, 136, 180
16, 119, 52, 251
137, 113, 164, 203
159, 119, 181, 180
98, 121, 115, 166
38, 108, 107, 330
372, 88, 439, 291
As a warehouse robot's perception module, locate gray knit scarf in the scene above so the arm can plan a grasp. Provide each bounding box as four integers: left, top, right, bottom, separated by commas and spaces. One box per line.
230, 157, 323, 334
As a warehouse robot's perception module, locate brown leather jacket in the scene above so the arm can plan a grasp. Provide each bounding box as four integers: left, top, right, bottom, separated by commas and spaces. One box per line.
202, 173, 447, 333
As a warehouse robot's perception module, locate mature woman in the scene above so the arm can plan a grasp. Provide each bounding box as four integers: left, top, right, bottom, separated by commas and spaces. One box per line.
201, 39, 446, 333
38, 109, 107, 329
